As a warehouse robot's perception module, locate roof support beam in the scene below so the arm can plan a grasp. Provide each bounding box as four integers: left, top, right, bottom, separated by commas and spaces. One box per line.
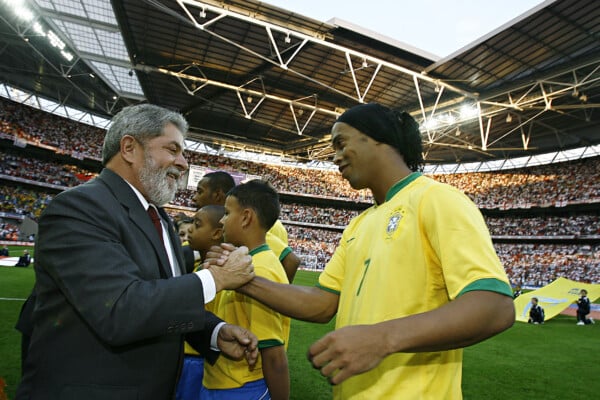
177, 0, 476, 104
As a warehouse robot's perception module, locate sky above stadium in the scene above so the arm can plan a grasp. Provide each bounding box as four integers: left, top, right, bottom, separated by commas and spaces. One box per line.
264, 0, 547, 58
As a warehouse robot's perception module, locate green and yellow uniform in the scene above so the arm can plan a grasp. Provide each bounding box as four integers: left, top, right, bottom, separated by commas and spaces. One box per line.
318, 172, 512, 400
184, 222, 289, 357
267, 220, 292, 263
204, 244, 290, 389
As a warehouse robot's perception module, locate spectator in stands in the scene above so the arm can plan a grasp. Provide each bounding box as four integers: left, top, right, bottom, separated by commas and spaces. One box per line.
576, 289, 594, 325
14, 249, 31, 267
193, 171, 301, 282
16, 104, 258, 399
528, 297, 545, 324
213, 103, 515, 399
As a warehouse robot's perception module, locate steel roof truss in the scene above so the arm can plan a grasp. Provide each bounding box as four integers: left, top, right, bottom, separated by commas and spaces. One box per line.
177, 0, 476, 105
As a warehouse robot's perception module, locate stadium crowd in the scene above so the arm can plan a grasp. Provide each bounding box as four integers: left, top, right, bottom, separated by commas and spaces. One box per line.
0, 186, 53, 220
1, 98, 599, 286
0, 149, 97, 187
3, 97, 600, 208
0, 221, 20, 241
486, 214, 600, 236
0, 97, 105, 160
497, 243, 600, 286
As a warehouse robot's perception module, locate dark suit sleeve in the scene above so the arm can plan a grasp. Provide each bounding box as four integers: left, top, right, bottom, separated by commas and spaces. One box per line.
15, 292, 36, 335
35, 184, 212, 347
181, 244, 196, 274
185, 311, 223, 365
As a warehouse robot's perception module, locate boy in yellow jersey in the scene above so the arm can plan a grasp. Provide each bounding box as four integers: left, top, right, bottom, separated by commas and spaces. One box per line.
193, 171, 301, 282
211, 103, 515, 399
202, 179, 290, 400
176, 205, 226, 400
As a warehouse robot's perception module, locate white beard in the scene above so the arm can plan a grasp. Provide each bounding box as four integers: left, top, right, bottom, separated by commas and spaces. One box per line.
139, 154, 180, 206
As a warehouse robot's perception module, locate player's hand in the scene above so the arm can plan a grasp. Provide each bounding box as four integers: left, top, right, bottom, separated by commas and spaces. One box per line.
217, 324, 259, 368
203, 243, 238, 268
206, 245, 254, 291
307, 324, 386, 385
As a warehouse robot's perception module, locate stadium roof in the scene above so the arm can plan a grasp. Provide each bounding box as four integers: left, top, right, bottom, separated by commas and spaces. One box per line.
0, 0, 599, 166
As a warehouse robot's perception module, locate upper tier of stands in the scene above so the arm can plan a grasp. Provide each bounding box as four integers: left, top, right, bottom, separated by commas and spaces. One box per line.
2, 98, 599, 284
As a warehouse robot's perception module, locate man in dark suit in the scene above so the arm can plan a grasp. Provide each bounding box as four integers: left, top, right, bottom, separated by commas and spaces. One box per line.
14, 249, 31, 267
16, 104, 258, 400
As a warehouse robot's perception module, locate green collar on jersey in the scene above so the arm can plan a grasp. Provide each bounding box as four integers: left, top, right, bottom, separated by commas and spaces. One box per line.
384, 172, 422, 203
249, 243, 270, 256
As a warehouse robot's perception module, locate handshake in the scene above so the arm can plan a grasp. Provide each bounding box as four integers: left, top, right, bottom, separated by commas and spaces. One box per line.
203, 243, 255, 292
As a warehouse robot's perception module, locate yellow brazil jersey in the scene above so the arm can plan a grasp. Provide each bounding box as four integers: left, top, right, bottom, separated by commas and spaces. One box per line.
268, 219, 288, 243
203, 244, 290, 389
318, 172, 512, 400
186, 224, 289, 358
266, 220, 292, 263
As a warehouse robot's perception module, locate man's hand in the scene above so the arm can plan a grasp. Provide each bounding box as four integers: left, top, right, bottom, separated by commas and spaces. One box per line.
217, 324, 259, 368
307, 324, 386, 385
206, 245, 254, 291
203, 243, 237, 268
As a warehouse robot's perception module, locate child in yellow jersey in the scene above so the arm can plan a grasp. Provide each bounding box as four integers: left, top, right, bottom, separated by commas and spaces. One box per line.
201, 179, 290, 400
175, 205, 225, 400
192, 170, 301, 282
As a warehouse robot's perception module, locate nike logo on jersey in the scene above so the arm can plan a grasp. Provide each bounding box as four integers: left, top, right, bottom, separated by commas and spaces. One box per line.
346, 237, 356, 244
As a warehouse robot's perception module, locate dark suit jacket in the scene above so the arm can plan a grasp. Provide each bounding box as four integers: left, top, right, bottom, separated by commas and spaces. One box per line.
15, 253, 31, 266
17, 168, 221, 400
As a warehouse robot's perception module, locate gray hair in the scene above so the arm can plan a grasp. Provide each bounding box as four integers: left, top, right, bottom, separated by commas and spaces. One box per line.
102, 104, 189, 165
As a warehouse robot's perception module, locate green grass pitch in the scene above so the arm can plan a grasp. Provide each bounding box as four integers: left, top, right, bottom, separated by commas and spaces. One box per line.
1, 255, 597, 399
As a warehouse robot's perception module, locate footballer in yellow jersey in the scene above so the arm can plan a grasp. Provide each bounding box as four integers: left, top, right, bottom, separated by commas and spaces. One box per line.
222, 103, 515, 400
319, 172, 512, 399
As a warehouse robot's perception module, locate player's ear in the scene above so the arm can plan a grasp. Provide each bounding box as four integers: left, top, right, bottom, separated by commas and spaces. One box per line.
212, 227, 223, 241
214, 189, 227, 204
241, 208, 253, 229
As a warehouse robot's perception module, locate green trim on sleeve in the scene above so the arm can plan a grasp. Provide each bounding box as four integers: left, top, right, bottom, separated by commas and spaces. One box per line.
258, 339, 284, 349
279, 246, 292, 262
457, 278, 513, 298
316, 282, 340, 295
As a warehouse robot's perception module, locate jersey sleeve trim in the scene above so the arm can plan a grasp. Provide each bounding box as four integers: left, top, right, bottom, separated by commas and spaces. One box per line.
457, 278, 513, 298
279, 246, 292, 261
316, 282, 340, 295
258, 339, 284, 349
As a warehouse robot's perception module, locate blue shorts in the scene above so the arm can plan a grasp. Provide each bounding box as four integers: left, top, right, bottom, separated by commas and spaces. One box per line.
200, 378, 269, 400
175, 355, 204, 400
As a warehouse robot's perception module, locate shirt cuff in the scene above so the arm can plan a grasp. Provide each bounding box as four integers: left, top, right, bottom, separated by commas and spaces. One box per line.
210, 322, 226, 351
194, 269, 216, 304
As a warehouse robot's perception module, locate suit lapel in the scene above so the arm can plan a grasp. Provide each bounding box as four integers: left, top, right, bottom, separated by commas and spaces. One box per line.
97, 169, 172, 278
159, 206, 185, 277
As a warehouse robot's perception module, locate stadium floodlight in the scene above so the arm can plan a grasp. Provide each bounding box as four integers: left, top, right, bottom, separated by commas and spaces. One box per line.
47, 30, 66, 50
423, 117, 439, 130
14, 5, 34, 22
460, 104, 478, 119
61, 50, 73, 62
32, 22, 44, 36
3, 0, 33, 22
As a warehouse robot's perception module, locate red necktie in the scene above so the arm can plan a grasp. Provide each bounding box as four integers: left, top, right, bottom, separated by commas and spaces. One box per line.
147, 206, 164, 245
